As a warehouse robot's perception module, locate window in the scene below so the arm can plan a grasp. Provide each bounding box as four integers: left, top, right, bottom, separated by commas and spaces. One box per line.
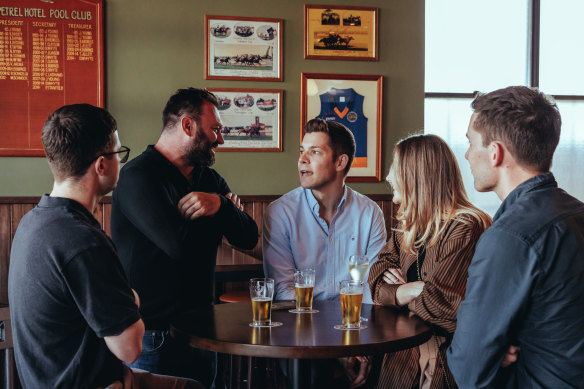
425, 0, 584, 215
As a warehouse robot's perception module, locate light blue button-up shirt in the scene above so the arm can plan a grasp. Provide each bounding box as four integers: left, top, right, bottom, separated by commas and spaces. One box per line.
262, 186, 387, 304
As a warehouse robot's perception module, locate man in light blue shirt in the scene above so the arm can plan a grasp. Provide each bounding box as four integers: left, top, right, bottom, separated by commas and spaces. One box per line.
263, 118, 387, 305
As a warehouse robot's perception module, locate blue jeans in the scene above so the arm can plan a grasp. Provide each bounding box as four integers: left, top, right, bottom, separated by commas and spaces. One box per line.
126, 330, 217, 389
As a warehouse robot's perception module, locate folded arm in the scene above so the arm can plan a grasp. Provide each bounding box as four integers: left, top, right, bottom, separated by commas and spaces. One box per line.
448, 231, 533, 387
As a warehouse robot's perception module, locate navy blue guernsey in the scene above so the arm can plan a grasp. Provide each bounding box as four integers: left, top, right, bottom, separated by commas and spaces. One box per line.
317, 88, 368, 163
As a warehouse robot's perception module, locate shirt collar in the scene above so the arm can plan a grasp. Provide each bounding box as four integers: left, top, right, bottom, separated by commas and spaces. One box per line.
146, 145, 200, 185
304, 186, 348, 216
37, 194, 101, 228
493, 172, 557, 221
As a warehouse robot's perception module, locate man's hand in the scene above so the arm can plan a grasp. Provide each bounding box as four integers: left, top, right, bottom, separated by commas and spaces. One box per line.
131, 289, 140, 308
383, 268, 406, 285
338, 356, 372, 388
178, 192, 221, 220
501, 345, 520, 367
395, 281, 424, 306
226, 192, 244, 211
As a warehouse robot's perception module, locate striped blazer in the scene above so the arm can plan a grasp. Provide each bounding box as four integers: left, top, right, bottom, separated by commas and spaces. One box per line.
368, 218, 486, 389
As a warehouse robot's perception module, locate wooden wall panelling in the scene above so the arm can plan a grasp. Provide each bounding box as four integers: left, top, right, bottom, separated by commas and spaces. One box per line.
9, 204, 35, 243
102, 202, 112, 237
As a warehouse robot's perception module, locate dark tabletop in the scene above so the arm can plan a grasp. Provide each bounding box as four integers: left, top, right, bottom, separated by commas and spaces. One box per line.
170, 300, 432, 359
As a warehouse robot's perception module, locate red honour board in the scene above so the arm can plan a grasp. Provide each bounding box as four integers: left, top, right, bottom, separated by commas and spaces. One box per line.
0, 0, 104, 156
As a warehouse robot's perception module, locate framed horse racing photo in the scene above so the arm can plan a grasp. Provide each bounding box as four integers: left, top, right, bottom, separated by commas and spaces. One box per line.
301, 73, 382, 182
304, 5, 378, 61
205, 15, 283, 81
207, 88, 283, 152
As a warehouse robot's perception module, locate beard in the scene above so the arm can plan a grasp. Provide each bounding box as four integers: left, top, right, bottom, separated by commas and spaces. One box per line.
186, 131, 218, 167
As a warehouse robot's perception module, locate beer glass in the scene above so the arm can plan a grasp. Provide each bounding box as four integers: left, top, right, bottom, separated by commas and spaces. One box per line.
249, 278, 281, 327
335, 280, 366, 330
348, 254, 369, 321
290, 268, 318, 313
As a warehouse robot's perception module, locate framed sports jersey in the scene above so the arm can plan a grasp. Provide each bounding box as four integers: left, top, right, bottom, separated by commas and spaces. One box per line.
301, 73, 383, 182
205, 15, 283, 81
207, 88, 283, 152
304, 5, 378, 61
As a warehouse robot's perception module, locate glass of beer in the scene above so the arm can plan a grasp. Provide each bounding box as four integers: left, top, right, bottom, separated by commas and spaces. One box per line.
290, 268, 318, 313
335, 280, 366, 330
249, 278, 281, 327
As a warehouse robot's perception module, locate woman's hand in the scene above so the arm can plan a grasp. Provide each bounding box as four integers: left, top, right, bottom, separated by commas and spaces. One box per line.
396, 281, 424, 306
383, 268, 406, 285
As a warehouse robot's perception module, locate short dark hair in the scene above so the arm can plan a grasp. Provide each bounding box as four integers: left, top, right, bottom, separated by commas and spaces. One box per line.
42, 104, 117, 180
162, 87, 219, 131
304, 118, 356, 175
471, 86, 561, 172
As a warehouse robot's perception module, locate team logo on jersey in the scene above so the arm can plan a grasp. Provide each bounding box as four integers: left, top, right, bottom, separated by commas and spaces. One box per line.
347, 111, 358, 122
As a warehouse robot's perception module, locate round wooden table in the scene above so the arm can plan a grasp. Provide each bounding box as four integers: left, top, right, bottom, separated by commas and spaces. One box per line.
170, 300, 432, 388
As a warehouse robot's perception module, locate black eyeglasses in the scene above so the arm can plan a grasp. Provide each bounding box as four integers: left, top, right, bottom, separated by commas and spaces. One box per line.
93, 145, 131, 163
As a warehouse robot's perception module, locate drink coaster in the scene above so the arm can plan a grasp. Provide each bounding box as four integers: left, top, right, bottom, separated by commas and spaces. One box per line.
333, 324, 367, 330
288, 309, 319, 313
249, 321, 283, 328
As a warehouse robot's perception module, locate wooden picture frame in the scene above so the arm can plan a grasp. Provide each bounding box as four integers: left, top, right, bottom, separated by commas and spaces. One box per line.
205, 15, 283, 81
304, 4, 378, 61
301, 73, 383, 182
208, 88, 283, 152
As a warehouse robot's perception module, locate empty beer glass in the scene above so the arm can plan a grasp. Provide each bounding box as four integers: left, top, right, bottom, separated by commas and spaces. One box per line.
290, 268, 318, 313
348, 254, 369, 321
335, 280, 366, 330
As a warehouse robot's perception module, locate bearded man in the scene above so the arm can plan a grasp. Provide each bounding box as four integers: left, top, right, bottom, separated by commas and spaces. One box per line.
111, 88, 258, 388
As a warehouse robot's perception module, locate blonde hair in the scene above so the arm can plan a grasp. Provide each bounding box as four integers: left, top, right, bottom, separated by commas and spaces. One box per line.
388, 134, 491, 255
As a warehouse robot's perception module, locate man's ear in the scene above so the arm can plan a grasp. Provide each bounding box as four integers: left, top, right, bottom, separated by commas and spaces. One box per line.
336, 154, 349, 172
490, 142, 505, 167
93, 156, 107, 177
181, 116, 194, 136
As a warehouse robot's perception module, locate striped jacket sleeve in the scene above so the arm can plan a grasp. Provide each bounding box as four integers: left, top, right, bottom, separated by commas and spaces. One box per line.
411, 221, 485, 333
368, 228, 404, 307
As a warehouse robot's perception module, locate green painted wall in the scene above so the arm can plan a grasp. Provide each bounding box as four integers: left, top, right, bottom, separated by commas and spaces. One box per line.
0, 0, 424, 196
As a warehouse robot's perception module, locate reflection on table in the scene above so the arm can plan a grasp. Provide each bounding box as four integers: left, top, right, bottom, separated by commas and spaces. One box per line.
170, 300, 432, 388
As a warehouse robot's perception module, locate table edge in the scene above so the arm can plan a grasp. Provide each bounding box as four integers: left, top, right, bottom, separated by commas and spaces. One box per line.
170, 325, 433, 359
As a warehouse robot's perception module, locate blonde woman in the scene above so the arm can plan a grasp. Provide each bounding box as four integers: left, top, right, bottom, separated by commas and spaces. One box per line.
368, 134, 491, 389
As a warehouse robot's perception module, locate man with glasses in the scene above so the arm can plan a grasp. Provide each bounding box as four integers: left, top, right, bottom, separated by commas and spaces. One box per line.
111, 88, 259, 387
8, 104, 201, 388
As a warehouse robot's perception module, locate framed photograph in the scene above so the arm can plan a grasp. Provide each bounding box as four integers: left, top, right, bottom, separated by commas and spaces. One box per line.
205, 15, 283, 81
304, 5, 378, 61
208, 88, 283, 152
301, 73, 383, 182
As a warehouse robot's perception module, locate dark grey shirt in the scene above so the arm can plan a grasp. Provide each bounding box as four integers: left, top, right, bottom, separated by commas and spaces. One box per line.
448, 173, 584, 388
8, 195, 140, 389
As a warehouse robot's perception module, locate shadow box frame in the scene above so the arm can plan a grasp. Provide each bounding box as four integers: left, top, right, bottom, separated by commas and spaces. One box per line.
207, 87, 283, 152
205, 15, 283, 81
301, 73, 383, 182
304, 4, 378, 61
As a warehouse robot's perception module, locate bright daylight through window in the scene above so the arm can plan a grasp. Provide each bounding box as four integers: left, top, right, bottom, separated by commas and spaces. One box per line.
425, 0, 584, 215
